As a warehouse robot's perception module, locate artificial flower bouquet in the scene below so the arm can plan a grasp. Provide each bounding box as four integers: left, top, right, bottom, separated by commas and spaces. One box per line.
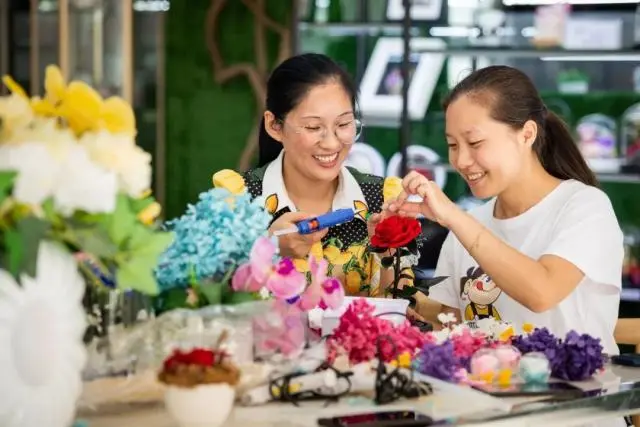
159, 346, 240, 427
0, 68, 172, 425
413, 315, 605, 386
0, 67, 172, 297
80, 186, 347, 409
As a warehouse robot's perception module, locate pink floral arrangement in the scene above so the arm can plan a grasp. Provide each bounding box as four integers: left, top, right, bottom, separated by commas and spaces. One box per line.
326, 299, 433, 364
231, 236, 345, 356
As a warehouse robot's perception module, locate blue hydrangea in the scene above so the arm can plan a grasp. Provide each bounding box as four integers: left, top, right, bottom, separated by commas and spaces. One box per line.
154, 188, 272, 291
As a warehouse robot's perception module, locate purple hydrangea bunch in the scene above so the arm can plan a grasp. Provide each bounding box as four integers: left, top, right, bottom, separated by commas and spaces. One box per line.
414, 341, 461, 382
513, 328, 604, 381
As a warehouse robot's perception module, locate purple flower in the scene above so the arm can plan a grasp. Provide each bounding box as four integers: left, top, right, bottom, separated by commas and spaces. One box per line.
512, 327, 561, 354
513, 328, 605, 382
552, 331, 604, 381
414, 341, 460, 382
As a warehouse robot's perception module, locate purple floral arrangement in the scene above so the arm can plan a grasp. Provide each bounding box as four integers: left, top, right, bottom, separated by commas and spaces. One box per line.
512, 328, 605, 381
414, 326, 605, 383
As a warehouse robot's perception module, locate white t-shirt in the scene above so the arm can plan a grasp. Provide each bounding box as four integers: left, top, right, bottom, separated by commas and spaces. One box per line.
429, 179, 624, 355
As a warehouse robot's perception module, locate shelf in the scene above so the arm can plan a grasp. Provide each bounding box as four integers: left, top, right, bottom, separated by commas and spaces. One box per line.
411, 46, 640, 60
621, 288, 640, 302
298, 22, 419, 37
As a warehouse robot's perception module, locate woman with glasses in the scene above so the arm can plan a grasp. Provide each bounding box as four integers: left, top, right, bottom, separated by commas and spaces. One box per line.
213, 53, 407, 298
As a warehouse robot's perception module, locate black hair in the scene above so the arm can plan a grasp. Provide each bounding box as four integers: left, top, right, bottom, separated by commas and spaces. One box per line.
258, 53, 358, 167
443, 65, 598, 187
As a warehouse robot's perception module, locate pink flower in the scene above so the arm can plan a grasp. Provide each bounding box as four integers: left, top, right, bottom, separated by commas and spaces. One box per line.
298, 256, 345, 311
326, 299, 433, 364
232, 237, 306, 299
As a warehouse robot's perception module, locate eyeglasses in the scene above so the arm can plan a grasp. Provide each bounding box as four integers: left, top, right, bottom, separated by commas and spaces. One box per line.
284, 118, 363, 145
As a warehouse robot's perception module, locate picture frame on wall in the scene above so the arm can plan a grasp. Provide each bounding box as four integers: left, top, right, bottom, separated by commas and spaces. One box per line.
386, 0, 444, 21
359, 37, 445, 123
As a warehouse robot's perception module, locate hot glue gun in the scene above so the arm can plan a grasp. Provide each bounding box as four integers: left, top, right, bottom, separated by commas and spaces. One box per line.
272, 208, 358, 237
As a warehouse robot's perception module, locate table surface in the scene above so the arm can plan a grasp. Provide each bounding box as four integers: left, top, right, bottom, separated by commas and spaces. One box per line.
81, 365, 640, 427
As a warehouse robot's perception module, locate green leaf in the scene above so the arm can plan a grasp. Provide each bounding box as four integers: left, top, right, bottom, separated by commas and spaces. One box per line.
128, 226, 173, 256
0, 170, 16, 204
3, 229, 22, 276
129, 196, 155, 214
380, 256, 394, 269
154, 287, 190, 314
200, 283, 223, 305
108, 195, 137, 247
3, 217, 49, 277
71, 226, 119, 258
116, 255, 160, 295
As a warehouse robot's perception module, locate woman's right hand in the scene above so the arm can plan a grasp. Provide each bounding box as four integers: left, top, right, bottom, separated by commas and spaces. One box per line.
269, 211, 328, 259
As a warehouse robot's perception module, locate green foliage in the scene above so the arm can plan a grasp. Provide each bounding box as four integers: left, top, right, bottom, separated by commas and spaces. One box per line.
0, 170, 172, 295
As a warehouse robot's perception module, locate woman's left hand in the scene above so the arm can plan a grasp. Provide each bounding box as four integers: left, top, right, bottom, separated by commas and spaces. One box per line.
385, 171, 459, 228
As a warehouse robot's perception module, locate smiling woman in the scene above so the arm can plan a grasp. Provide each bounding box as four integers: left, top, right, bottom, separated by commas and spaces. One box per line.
386, 66, 624, 362
213, 53, 412, 299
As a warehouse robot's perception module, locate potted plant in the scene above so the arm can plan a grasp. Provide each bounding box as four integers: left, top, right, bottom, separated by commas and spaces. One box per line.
159, 342, 240, 427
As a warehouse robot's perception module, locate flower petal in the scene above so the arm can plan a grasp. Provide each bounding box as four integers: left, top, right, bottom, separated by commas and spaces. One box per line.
250, 236, 277, 283
265, 270, 306, 300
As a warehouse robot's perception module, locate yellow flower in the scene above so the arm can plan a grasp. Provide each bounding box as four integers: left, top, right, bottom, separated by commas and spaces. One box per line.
323, 244, 353, 265
44, 65, 66, 105
498, 326, 515, 342
212, 169, 246, 195
1, 75, 27, 99
100, 96, 136, 136
30, 97, 58, 116
522, 322, 534, 334
0, 94, 34, 143
137, 202, 161, 225
58, 81, 103, 135
383, 176, 403, 202
496, 369, 512, 387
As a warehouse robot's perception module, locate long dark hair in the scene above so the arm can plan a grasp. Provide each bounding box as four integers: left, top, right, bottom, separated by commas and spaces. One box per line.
443, 65, 598, 187
258, 53, 358, 167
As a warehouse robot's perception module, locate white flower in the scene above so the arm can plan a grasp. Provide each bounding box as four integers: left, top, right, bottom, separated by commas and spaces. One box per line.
53, 144, 117, 215
0, 143, 59, 205
437, 312, 457, 325
81, 131, 152, 197
0, 141, 118, 215
0, 241, 87, 427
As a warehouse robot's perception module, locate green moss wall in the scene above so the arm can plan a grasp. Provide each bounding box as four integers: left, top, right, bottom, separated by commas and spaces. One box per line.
164, 0, 291, 218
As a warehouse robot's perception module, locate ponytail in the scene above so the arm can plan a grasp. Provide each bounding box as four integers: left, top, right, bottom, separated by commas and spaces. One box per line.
537, 110, 599, 187
257, 117, 283, 168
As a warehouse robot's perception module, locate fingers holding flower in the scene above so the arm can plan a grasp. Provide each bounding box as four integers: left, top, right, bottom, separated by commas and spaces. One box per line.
385, 171, 459, 228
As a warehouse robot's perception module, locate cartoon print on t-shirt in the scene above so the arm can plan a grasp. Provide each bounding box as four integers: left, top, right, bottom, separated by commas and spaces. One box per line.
461, 266, 502, 321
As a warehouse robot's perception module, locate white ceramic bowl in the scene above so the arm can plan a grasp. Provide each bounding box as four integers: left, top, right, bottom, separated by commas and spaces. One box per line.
165, 383, 235, 427
311, 297, 410, 336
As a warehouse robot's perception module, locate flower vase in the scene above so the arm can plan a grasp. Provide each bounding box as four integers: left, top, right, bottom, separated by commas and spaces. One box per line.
164, 383, 235, 427
83, 287, 152, 379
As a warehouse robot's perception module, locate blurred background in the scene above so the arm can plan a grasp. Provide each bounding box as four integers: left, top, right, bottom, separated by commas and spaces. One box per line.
1, 0, 639, 321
